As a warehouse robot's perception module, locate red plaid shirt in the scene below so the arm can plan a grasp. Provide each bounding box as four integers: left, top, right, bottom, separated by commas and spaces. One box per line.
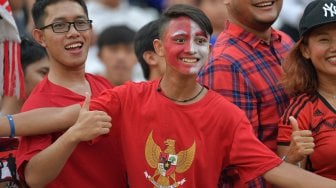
198, 21, 294, 187
199, 21, 293, 151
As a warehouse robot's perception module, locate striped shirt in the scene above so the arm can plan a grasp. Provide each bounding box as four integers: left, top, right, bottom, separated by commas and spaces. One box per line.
278, 93, 336, 180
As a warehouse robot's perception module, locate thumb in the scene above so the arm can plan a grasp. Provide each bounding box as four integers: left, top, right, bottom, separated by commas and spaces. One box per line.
289, 116, 300, 131
81, 92, 91, 111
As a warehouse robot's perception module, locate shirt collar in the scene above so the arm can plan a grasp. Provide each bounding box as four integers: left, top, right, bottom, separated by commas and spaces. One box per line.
224, 20, 282, 48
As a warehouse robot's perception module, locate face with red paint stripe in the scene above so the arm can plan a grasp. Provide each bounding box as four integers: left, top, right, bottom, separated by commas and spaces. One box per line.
156, 16, 210, 75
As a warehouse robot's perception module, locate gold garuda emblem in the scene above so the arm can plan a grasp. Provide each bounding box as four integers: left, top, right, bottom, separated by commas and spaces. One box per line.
144, 131, 196, 187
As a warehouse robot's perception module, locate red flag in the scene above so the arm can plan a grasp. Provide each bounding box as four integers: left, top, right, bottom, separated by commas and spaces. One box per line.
0, 0, 25, 99
0, 0, 12, 12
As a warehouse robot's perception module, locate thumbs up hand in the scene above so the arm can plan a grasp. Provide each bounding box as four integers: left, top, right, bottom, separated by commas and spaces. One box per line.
284, 116, 314, 164
68, 92, 112, 143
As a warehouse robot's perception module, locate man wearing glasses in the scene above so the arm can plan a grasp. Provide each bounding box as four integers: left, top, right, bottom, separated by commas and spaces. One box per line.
15, 0, 126, 187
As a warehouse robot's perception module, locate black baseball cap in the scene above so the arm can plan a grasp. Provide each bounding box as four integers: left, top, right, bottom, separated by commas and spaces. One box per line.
299, 0, 336, 37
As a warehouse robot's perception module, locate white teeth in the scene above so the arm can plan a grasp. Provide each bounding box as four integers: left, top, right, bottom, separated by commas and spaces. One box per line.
182, 58, 197, 63
328, 57, 336, 62
65, 43, 82, 49
256, 2, 273, 7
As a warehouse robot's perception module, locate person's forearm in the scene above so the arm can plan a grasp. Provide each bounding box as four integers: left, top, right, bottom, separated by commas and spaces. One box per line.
24, 129, 80, 187
0, 96, 23, 114
0, 104, 81, 137
263, 162, 336, 188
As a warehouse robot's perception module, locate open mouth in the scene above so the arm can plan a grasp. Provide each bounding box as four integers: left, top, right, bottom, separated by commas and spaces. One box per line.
327, 56, 336, 63
65, 42, 83, 50
180, 58, 199, 64
254, 1, 274, 8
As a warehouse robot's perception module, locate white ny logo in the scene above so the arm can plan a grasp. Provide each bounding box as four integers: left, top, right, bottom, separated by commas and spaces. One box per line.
323, 3, 336, 17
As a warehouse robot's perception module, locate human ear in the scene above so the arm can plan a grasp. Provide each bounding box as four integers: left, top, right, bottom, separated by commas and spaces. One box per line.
153, 39, 164, 57
208, 43, 212, 56
143, 51, 158, 66
32, 29, 46, 47
300, 43, 310, 59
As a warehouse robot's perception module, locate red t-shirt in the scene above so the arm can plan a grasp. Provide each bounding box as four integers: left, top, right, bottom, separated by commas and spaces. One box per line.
278, 93, 336, 180
90, 79, 282, 187
16, 74, 128, 187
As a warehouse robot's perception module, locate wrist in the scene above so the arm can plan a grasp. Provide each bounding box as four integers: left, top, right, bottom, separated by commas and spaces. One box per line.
62, 127, 82, 145
6, 115, 15, 138
282, 155, 301, 168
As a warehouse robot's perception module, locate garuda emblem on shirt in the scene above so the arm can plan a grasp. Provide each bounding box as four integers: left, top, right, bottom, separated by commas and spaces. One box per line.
144, 131, 195, 187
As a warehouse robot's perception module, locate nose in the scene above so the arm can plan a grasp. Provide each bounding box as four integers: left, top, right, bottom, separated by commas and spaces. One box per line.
66, 23, 80, 36
186, 40, 196, 54
331, 39, 336, 50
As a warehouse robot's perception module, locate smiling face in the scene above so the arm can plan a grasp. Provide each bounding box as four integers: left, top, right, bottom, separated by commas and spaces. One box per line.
301, 23, 336, 80
225, 0, 282, 30
155, 17, 210, 75
32, 1, 92, 70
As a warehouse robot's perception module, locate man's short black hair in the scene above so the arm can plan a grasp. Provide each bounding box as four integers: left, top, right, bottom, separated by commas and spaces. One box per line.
97, 25, 135, 50
158, 4, 213, 39
20, 36, 47, 71
32, 0, 89, 28
134, 20, 160, 80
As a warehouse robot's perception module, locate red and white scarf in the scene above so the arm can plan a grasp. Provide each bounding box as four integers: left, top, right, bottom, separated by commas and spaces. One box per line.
0, 0, 24, 98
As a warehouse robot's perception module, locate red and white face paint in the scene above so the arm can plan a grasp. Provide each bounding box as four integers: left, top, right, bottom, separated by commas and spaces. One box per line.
163, 16, 210, 74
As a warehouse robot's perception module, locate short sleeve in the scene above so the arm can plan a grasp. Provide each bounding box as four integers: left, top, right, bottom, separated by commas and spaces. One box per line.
229, 116, 282, 183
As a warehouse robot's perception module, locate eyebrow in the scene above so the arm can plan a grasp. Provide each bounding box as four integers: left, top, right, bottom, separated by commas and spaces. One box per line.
195, 31, 208, 38
312, 31, 331, 36
51, 16, 88, 22
171, 30, 188, 37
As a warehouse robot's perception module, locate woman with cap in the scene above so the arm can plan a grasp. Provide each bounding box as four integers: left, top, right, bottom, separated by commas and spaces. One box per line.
278, 0, 336, 180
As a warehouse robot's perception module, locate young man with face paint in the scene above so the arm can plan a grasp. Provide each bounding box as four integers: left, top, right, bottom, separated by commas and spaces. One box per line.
160, 17, 209, 75
1, 3, 336, 188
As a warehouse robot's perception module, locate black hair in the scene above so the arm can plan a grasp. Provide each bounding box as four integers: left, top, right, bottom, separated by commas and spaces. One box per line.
97, 25, 135, 50
158, 4, 213, 38
134, 20, 160, 80
20, 36, 48, 71
32, 0, 88, 28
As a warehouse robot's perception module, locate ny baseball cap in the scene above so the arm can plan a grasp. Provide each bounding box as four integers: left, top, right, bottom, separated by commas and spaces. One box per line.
299, 0, 336, 37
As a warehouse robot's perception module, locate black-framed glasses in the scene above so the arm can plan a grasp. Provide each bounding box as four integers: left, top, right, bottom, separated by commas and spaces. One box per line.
39, 20, 92, 33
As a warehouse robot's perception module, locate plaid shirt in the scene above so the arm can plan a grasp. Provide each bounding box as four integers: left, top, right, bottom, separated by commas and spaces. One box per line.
198, 21, 294, 187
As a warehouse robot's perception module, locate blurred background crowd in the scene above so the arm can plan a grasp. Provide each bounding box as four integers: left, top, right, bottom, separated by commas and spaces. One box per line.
5, 0, 227, 85
7, 0, 306, 86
